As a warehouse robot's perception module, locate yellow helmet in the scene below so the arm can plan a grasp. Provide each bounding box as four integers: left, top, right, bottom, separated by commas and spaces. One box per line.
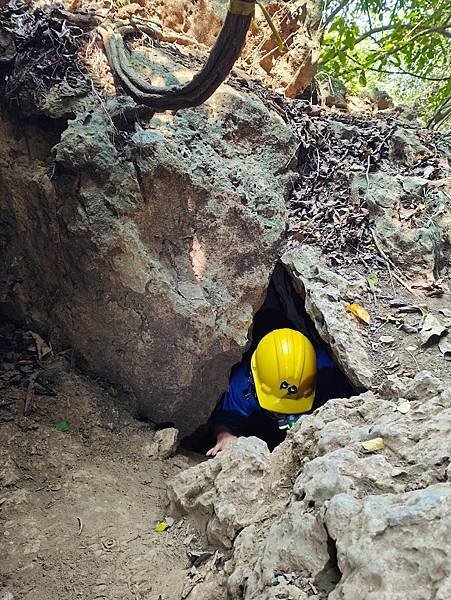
251, 329, 316, 415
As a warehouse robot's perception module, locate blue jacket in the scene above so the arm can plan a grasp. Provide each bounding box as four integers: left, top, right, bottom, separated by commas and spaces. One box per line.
212, 347, 339, 435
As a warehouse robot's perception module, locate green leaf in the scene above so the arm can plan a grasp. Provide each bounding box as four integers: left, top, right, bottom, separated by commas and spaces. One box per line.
367, 271, 378, 293
55, 420, 70, 433
359, 71, 367, 86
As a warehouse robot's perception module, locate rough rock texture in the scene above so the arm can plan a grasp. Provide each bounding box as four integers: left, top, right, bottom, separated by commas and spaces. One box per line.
326, 485, 451, 600
282, 247, 373, 388
146, 427, 179, 459
167, 436, 272, 547
0, 81, 295, 433
168, 371, 451, 598
352, 170, 451, 278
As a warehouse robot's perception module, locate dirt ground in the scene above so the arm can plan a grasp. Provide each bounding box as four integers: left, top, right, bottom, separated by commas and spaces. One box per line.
1, 268, 449, 600
0, 337, 205, 600
351, 270, 451, 387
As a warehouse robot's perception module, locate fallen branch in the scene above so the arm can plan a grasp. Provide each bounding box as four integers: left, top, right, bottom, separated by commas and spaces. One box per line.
370, 230, 419, 297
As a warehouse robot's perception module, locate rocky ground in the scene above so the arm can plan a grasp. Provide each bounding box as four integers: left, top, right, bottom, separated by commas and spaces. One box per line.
0, 327, 205, 599
1, 1, 450, 598
168, 370, 451, 600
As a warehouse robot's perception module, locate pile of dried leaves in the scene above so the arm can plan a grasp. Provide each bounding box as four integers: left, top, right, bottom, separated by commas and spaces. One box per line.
282, 104, 450, 266
0, 0, 91, 111
0, 322, 56, 422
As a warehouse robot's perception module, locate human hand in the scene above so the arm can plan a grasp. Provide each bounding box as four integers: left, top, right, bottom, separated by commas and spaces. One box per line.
206, 430, 237, 457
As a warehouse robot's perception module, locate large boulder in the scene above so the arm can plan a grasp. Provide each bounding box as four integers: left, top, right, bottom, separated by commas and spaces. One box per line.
282, 246, 374, 388
0, 77, 295, 432
326, 484, 451, 600
352, 166, 451, 279
167, 436, 272, 547
168, 372, 451, 598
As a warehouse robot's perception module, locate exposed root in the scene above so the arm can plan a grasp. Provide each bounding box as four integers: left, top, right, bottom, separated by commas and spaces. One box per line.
99, 2, 255, 110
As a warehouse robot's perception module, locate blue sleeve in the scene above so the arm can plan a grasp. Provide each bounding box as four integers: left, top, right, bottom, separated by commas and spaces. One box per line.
315, 346, 335, 370
212, 362, 259, 435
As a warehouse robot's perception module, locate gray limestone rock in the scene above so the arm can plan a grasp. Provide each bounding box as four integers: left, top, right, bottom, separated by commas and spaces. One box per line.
147, 427, 179, 459
389, 127, 432, 166
420, 313, 448, 346
326, 484, 451, 600
293, 448, 404, 505
352, 171, 451, 277
260, 505, 330, 580
178, 373, 451, 598
282, 247, 373, 388
0, 74, 295, 434
167, 436, 271, 547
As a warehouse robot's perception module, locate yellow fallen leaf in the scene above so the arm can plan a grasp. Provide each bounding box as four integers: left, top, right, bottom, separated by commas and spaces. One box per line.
361, 437, 384, 452
346, 303, 371, 325
48, 482, 62, 491
154, 520, 169, 532
395, 401, 411, 414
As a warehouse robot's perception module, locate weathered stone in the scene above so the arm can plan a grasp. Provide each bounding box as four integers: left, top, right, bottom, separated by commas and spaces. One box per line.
167, 437, 271, 547
146, 427, 179, 459
226, 507, 329, 599
293, 448, 404, 505
330, 121, 359, 141
389, 127, 432, 166
439, 337, 451, 361
259, 505, 329, 580
185, 572, 228, 600
204, 374, 450, 596
282, 247, 373, 388
382, 370, 445, 400
326, 485, 451, 600
420, 313, 448, 346
0, 71, 295, 434
352, 172, 451, 276
169, 371, 451, 599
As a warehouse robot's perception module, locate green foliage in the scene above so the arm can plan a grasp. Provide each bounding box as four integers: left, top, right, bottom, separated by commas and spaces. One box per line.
55, 420, 70, 432
320, 0, 451, 128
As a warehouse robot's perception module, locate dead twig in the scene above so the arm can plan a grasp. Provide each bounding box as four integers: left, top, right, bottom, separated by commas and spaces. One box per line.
370, 230, 419, 296
405, 347, 420, 370
77, 517, 83, 536
23, 373, 38, 417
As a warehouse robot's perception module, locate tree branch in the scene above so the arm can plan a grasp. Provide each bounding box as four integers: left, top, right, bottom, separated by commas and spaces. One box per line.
344, 53, 450, 81
322, 0, 350, 29
100, 0, 256, 111
321, 22, 451, 66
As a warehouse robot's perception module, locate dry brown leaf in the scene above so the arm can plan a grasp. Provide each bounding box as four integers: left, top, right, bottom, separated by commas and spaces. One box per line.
346, 303, 371, 325
29, 331, 52, 361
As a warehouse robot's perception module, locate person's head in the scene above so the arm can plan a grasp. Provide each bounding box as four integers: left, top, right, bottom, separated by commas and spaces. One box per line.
251, 328, 317, 416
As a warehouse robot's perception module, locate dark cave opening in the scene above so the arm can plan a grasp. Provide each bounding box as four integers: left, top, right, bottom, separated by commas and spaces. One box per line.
183, 262, 355, 453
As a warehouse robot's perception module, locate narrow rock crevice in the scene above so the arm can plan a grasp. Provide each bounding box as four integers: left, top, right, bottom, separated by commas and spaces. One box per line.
313, 531, 342, 595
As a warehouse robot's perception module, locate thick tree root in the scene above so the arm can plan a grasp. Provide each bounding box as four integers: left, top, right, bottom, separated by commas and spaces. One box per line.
99, 0, 255, 110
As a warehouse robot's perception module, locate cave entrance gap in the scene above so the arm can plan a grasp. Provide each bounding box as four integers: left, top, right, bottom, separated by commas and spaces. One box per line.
184, 263, 355, 454
244, 262, 355, 401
